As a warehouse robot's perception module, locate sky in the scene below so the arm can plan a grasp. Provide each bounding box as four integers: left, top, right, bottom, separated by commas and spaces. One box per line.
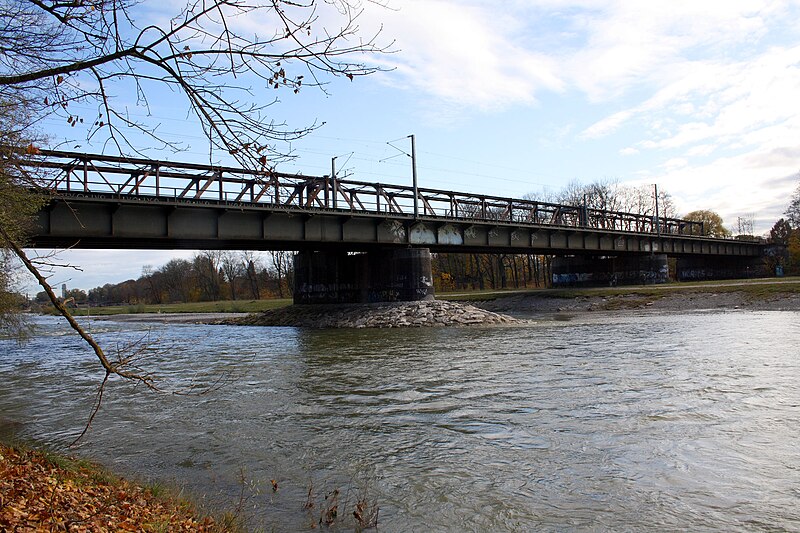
26, 0, 800, 292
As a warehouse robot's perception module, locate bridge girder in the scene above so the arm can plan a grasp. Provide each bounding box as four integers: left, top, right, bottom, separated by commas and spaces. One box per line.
30, 195, 765, 258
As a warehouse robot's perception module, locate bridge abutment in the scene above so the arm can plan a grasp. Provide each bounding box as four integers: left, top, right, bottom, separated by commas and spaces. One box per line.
293, 248, 435, 304
552, 254, 669, 287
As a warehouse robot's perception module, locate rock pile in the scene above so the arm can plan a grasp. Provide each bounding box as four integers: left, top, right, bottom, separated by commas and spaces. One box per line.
231, 300, 519, 328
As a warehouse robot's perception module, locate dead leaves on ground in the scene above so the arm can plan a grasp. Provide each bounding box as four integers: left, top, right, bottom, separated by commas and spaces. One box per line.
0, 444, 216, 532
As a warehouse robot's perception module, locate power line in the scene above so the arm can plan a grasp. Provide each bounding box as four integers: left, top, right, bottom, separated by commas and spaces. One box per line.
41, 114, 566, 191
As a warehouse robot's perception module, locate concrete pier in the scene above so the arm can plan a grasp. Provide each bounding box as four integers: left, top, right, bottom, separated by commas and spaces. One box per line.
552, 254, 670, 287
293, 248, 435, 304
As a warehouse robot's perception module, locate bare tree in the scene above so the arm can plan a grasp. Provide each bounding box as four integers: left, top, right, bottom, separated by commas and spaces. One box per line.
657, 188, 676, 219
1, 0, 389, 164
241, 251, 263, 299
141, 264, 164, 304
618, 184, 655, 216
220, 251, 244, 300
192, 251, 224, 301
556, 179, 586, 207
270, 250, 294, 297
547, 179, 625, 212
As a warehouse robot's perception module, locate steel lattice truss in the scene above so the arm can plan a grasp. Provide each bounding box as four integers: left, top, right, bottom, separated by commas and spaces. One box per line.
27, 149, 703, 236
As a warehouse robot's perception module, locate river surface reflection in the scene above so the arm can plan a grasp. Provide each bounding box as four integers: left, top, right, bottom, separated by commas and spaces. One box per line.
1, 310, 799, 531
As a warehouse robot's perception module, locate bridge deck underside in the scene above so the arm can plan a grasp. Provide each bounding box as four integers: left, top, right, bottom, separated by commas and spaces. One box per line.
30, 197, 763, 257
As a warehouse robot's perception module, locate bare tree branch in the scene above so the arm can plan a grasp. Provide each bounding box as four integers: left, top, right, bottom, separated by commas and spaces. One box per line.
0, 0, 391, 164
0, 225, 159, 389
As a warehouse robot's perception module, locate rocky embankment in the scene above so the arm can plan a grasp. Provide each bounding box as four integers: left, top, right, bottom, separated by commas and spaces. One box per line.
231, 299, 519, 328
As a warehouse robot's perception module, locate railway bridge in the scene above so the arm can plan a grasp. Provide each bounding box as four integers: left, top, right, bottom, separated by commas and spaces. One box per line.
24, 150, 769, 303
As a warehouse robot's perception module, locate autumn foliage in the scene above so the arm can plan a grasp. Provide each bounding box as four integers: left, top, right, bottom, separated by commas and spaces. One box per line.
0, 444, 216, 532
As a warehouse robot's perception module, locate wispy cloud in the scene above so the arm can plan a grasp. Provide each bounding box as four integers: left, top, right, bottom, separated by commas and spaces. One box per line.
365, 0, 565, 110
372, 1, 798, 111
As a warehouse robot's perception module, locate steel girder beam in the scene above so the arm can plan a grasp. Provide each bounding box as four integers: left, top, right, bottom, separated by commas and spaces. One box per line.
30, 196, 766, 258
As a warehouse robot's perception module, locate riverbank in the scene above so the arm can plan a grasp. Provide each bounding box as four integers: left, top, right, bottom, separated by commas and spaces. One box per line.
40, 298, 293, 317
227, 279, 800, 327
0, 442, 221, 532
473, 279, 800, 315
83, 278, 800, 327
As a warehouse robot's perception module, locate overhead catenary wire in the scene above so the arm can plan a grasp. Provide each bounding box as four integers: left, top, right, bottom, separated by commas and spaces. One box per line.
40, 112, 565, 195
42, 102, 561, 176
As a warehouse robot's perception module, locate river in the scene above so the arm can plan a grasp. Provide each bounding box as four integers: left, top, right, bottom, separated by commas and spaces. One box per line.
1, 310, 798, 531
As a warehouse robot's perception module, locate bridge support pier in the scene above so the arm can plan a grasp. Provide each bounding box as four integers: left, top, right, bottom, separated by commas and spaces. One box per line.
293, 248, 435, 304
675, 256, 766, 281
552, 254, 669, 287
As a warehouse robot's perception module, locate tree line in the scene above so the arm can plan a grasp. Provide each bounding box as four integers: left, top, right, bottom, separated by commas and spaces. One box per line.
37, 251, 296, 306
431, 253, 551, 292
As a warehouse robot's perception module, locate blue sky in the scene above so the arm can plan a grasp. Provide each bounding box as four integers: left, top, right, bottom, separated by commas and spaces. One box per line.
29, 0, 800, 291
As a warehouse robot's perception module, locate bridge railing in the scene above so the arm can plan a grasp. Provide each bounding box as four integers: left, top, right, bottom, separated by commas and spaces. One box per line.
25, 149, 704, 236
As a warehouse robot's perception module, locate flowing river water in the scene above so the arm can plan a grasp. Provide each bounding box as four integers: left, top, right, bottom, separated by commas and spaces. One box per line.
1, 310, 799, 531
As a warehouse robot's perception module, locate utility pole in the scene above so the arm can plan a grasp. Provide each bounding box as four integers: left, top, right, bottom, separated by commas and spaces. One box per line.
654, 184, 661, 238
581, 193, 588, 227
331, 156, 337, 210
409, 134, 418, 219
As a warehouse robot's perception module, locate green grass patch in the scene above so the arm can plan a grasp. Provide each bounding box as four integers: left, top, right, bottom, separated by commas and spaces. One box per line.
44, 298, 294, 316
437, 288, 551, 301
440, 277, 800, 302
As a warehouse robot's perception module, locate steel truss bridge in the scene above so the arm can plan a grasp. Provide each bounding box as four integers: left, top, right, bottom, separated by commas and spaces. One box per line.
25, 150, 764, 258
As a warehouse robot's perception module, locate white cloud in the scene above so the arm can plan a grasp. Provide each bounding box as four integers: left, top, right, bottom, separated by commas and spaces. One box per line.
662, 158, 688, 171
371, 1, 800, 131
686, 144, 717, 158
564, 1, 781, 100
581, 109, 632, 139
580, 41, 800, 143
633, 146, 799, 234
364, 0, 565, 110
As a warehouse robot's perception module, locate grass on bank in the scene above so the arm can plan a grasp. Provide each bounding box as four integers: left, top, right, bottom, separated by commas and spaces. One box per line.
439, 276, 800, 302
0, 440, 233, 532
46, 298, 293, 317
